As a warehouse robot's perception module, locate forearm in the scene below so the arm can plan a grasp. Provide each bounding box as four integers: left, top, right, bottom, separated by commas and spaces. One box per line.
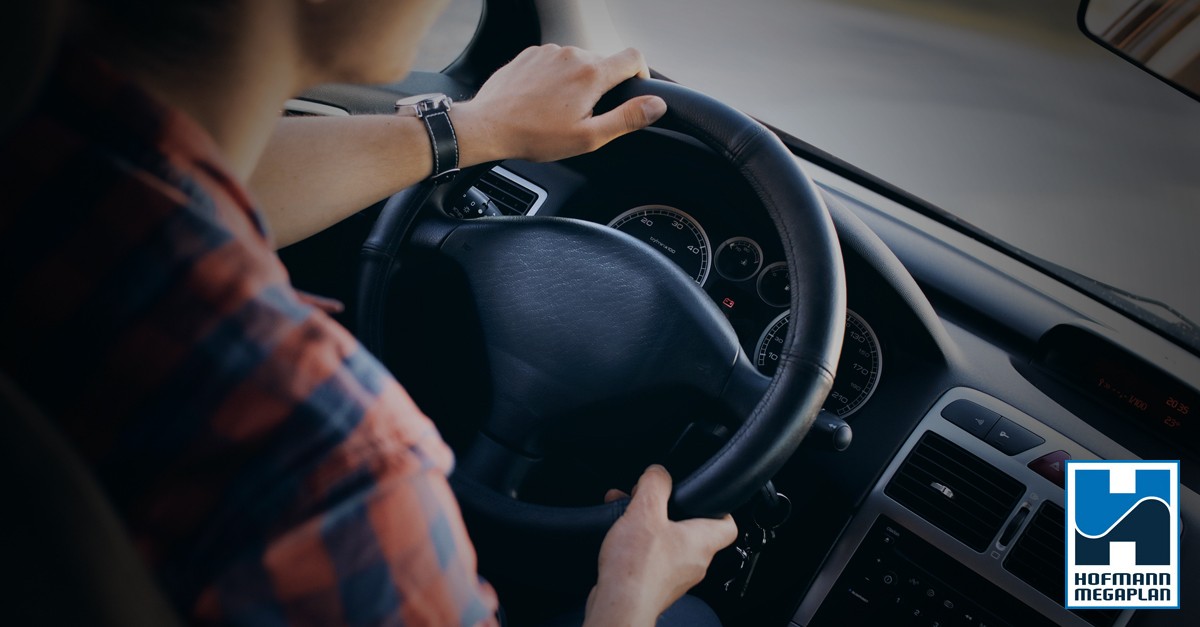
249, 104, 500, 248
251, 45, 665, 248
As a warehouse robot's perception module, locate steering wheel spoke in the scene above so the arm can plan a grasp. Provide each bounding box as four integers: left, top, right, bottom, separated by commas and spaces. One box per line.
719, 355, 773, 421
455, 431, 542, 498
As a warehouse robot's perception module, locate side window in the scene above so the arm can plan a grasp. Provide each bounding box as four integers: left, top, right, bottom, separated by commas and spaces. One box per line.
412, 0, 484, 71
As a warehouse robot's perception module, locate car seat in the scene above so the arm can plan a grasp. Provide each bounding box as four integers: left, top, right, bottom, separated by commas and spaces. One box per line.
0, 372, 183, 626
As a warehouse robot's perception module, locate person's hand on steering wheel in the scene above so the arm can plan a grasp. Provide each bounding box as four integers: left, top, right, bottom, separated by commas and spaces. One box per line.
583, 466, 738, 626
454, 45, 670, 165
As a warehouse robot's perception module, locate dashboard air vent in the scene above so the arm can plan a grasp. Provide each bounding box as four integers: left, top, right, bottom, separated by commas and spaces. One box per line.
1005, 502, 1121, 627
885, 431, 1023, 551
475, 167, 546, 216
1004, 502, 1064, 601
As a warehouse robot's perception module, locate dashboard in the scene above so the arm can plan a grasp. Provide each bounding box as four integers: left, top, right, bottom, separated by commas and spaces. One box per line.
279, 93, 1200, 627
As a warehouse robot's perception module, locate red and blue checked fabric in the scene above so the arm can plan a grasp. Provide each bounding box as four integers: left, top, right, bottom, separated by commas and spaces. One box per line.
0, 52, 499, 626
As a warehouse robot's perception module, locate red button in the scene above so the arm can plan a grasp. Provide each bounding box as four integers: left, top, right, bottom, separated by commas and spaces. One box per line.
1028, 450, 1071, 487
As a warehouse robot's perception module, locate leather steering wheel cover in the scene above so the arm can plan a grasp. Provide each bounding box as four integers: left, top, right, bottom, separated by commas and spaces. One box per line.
596, 79, 845, 517
357, 78, 845, 572
357, 183, 435, 353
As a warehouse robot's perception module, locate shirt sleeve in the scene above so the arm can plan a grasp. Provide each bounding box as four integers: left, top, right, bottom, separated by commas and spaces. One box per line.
184, 289, 499, 627
192, 436, 500, 626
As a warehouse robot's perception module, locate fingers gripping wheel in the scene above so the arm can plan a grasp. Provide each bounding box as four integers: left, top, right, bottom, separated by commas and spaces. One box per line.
356, 78, 845, 582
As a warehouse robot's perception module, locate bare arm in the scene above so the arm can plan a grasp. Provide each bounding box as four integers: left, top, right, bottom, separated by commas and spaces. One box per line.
250, 114, 446, 248
251, 45, 668, 248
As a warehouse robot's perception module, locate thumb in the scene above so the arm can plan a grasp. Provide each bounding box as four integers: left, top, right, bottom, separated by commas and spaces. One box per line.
588, 95, 667, 142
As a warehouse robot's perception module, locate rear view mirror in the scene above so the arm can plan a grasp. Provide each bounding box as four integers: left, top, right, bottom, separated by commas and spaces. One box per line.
1079, 0, 1200, 102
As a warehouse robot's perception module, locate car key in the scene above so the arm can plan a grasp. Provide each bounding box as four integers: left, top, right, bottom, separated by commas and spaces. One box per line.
723, 484, 791, 597
732, 524, 774, 597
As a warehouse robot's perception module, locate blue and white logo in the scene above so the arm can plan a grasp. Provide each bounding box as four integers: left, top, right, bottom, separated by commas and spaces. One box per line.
1066, 460, 1179, 609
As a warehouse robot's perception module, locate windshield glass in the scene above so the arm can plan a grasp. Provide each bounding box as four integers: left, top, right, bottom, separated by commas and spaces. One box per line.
606, 0, 1200, 326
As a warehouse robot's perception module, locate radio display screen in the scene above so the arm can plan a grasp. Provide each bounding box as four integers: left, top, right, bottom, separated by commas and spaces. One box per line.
1039, 327, 1197, 455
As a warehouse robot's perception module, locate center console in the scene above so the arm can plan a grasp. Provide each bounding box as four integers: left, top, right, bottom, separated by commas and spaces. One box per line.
791, 388, 1132, 627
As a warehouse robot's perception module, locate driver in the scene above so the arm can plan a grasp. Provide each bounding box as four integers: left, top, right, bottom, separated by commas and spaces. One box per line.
0, 0, 737, 626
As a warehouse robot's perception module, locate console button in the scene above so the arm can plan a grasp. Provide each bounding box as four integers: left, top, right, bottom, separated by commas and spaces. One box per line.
941, 399, 1001, 438
984, 418, 1045, 455
1027, 450, 1071, 487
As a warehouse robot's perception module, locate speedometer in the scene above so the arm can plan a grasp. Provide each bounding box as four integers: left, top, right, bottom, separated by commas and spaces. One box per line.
608, 205, 712, 285
755, 309, 882, 418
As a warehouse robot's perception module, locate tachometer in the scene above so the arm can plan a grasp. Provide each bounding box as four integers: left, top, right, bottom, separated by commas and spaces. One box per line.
608, 205, 711, 285
755, 309, 882, 417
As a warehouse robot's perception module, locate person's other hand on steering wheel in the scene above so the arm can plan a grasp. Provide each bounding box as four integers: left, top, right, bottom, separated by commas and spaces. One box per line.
584, 466, 739, 626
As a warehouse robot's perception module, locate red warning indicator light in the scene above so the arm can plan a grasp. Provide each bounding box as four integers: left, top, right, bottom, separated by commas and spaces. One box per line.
722, 297, 736, 309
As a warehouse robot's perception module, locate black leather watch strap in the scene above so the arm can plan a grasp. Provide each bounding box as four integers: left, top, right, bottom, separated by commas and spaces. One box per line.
422, 110, 460, 184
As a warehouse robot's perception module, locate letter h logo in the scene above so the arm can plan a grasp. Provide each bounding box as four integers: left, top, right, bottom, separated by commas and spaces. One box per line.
1073, 467, 1171, 565
1066, 460, 1179, 609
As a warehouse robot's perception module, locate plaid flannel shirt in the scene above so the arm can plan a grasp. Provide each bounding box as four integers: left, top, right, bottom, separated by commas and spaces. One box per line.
0, 52, 498, 626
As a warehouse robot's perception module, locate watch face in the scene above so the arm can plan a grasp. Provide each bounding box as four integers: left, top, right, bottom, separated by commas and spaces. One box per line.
395, 93, 442, 106
395, 93, 452, 116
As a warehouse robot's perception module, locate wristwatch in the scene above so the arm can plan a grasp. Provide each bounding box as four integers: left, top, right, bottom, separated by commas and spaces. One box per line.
395, 93, 459, 184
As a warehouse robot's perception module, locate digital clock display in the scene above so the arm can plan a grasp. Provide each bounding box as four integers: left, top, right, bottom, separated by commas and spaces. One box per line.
1040, 327, 1198, 455
1090, 358, 1193, 431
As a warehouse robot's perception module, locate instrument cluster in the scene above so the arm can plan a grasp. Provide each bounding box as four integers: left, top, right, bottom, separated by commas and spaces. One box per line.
608, 204, 883, 418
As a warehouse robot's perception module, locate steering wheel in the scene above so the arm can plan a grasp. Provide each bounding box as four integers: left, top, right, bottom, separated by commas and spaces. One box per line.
356, 78, 845, 581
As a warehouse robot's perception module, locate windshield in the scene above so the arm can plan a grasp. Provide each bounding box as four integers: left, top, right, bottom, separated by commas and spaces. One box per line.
606, 0, 1200, 328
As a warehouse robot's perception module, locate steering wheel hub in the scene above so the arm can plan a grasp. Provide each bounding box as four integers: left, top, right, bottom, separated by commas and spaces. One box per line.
411, 216, 744, 456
